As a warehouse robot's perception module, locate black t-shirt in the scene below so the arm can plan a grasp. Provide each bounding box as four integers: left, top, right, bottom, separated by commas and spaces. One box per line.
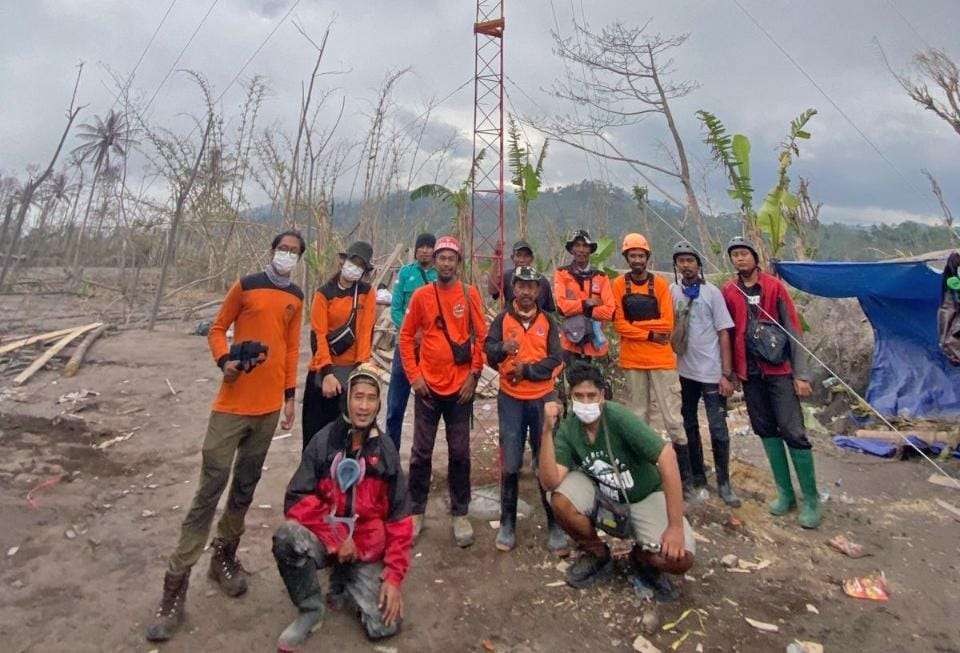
738, 281, 762, 376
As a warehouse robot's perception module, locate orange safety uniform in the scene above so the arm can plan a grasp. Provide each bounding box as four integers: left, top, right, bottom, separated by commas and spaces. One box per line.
399, 281, 488, 396
208, 272, 303, 415
308, 278, 377, 375
553, 265, 616, 357
612, 272, 676, 370
484, 304, 563, 401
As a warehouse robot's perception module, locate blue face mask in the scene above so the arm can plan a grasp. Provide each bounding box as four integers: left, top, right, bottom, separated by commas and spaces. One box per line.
682, 283, 700, 300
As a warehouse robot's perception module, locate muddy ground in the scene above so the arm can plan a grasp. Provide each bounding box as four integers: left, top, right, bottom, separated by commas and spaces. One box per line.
1, 284, 959, 653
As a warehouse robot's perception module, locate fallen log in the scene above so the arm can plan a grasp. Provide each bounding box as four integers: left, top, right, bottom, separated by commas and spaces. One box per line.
62, 324, 108, 377
0, 324, 99, 356
13, 323, 103, 385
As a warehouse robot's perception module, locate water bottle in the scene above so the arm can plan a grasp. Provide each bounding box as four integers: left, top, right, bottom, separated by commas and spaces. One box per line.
591, 319, 607, 347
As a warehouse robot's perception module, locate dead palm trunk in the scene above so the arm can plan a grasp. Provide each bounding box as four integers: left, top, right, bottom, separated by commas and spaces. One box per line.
71, 164, 101, 275
148, 119, 213, 331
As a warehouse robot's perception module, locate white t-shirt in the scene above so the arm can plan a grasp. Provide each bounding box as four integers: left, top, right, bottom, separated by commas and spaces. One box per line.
669, 281, 734, 384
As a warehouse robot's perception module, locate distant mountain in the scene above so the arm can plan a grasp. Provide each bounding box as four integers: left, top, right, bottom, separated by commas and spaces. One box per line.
247, 180, 957, 266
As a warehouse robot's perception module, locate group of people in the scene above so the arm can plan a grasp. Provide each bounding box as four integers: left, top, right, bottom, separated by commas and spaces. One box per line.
143, 226, 823, 650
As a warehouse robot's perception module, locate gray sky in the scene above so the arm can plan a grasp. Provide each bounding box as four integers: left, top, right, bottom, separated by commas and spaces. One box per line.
1, 0, 958, 225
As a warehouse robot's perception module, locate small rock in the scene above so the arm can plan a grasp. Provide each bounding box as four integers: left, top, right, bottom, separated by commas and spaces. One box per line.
632, 634, 661, 653
146, 484, 159, 490
721, 554, 739, 568
141, 510, 156, 518
12, 579, 24, 589
6, 546, 18, 557
805, 603, 820, 615
65, 529, 77, 540
640, 607, 660, 635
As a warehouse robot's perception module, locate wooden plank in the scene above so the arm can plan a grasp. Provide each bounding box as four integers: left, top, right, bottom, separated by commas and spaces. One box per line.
370, 243, 407, 350
934, 498, 960, 522
13, 323, 102, 385
0, 324, 98, 356
63, 324, 108, 377
853, 429, 947, 443
928, 473, 960, 491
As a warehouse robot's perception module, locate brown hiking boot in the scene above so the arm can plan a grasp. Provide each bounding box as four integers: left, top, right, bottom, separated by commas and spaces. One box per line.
208, 537, 248, 597
145, 570, 189, 642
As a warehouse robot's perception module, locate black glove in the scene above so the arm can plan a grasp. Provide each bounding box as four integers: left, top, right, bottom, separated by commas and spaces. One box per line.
228, 340, 268, 373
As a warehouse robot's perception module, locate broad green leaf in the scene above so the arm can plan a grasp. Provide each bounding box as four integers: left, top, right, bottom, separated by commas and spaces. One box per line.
522, 163, 541, 202
591, 237, 615, 266
410, 184, 453, 203
795, 130, 811, 139
732, 134, 751, 180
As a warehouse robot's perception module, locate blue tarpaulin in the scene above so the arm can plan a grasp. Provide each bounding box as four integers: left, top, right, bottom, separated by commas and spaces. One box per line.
775, 260, 960, 419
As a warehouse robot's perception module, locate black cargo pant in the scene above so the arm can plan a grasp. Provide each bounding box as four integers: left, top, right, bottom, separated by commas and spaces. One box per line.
272, 521, 399, 640
408, 390, 473, 516
680, 376, 730, 484
742, 374, 811, 450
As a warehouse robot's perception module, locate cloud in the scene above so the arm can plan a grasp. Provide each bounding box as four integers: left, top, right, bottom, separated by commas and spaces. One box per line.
0, 0, 957, 223
820, 204, 943, 226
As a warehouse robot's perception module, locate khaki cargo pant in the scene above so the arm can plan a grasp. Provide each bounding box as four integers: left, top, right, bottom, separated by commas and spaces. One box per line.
168, 410, 279, 574
623, 369, 685, 444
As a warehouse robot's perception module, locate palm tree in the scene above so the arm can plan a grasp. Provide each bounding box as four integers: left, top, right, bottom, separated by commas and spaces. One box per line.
70, 109, 137, 273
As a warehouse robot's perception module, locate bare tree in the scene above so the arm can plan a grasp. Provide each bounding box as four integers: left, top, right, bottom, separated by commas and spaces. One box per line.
0, 64, 85, 289
922, 169, 960, 244
894, 48, 960, 137
148, 114, 214, 330
538, 20, 712, 250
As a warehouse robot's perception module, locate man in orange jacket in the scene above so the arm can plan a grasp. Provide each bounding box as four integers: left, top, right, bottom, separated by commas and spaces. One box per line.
484, 266, 569, 554
612, 233, 693, 497
553, 229, 616, 362
303, 241, 377, 449
398, 235, 488, 548
146, 230, 304, 643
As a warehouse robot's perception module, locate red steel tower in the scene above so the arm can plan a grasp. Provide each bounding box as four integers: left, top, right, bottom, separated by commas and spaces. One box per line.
470, 1, 505, 287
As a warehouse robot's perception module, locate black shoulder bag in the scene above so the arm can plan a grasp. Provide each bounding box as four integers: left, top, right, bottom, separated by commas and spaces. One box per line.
326, 284, 360, 356
593, 414, 634, 539
745, 288, 790, 365
433, 282, 475, 366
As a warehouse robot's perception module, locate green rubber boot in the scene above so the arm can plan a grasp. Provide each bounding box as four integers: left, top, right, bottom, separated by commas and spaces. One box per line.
788, 447, 822, 529
760, 438, 796, 516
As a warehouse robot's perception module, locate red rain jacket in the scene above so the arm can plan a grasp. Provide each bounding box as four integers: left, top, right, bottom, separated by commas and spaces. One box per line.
283, 418, 413, 587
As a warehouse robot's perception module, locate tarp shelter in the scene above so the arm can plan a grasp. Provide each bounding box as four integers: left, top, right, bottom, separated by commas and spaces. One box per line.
774, 259, 960, 419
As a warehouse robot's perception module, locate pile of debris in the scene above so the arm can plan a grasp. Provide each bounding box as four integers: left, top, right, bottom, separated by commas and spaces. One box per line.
0, 322, 108, 385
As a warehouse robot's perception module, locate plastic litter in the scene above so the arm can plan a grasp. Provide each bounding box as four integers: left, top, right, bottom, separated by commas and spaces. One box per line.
842, 573, 890, 601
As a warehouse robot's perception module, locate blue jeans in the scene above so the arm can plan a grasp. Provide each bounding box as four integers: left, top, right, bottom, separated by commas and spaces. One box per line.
385, 352, 411, 451
679, 376, 730, 485
497, 392, 546, 474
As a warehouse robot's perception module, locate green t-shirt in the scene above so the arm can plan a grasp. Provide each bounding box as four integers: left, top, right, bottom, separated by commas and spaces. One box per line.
554, 401, 667, 504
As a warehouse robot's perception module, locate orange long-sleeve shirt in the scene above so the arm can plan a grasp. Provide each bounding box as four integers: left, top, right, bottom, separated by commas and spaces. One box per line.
612, 272, 676, 370
308, 277, 376, 373
208, 272, 303, 416
399, 281, 488, 396
553, 265, 616, 356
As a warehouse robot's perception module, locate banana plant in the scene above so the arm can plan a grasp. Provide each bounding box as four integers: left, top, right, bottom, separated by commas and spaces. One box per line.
410, 150, 485, 248
507, 115, 548, 240
589, 236, 620, 279
697, 108, 817, 259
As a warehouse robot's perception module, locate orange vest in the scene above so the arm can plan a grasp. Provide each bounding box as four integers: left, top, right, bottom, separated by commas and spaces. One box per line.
496, 311, 561, 400
553, 266, 616, 357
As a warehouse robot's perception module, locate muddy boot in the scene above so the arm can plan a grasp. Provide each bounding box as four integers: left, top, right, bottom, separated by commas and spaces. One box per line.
208, 537, 248, 597
788, 447, 822, 529
760, 438, 796, 516
411, 514, 425, 543
452, 515, 474, 548
496, 473, 518, 552
565, 546, 613, 588
540, 485, 571, 557
712, 437, 741, 508
145, 570, 189, 642
277, 607, 323, 652
673, 443, 696, 502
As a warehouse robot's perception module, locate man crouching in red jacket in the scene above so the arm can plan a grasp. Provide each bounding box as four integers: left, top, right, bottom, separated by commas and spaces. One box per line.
272, 365, 413, 650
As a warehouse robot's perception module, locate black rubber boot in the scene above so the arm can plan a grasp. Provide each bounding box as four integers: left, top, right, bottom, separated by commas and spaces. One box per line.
540, 484, 571, 557
712, 437, 742, 507
145, 570, 190, 642
496, 473, 519, 551
208, 537, 248, 597
687, 434, 708, 488
673, 443, 696, 501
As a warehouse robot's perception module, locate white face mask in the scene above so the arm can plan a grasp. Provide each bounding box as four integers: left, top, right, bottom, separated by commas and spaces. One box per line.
272, 250, 298, 275
571, 400, 602, 424
341, 260, 364, 282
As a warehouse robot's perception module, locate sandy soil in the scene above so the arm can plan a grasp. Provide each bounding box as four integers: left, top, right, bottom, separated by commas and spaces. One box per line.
1, 286, 959, 653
